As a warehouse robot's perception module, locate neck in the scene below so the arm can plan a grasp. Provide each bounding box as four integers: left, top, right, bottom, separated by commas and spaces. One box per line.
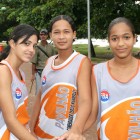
41, 40, 47, 46
112, 56, 136, 67
55, 49, 74, 65
58, 49, 73, 59
5, 54, 22, 71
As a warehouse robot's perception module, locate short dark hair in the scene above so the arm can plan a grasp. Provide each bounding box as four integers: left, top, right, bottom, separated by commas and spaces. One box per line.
49, 15, 76, 33
108, 17, 135, 37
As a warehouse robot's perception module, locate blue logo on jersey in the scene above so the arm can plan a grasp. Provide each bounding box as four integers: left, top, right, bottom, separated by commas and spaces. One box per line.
101, 90, 110, 102
42, 75, 47, 86
15, 88, 22, 99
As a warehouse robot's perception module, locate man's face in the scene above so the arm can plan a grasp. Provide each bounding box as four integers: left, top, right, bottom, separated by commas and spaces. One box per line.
40, 32, 48, 41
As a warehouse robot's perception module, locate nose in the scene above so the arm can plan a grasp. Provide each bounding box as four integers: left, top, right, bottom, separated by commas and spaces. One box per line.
59, 32, 65, 39
118, 38, 124, 47
29, 45, 35, 52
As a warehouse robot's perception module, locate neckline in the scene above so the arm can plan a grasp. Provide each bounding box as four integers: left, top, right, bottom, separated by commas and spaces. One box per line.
107, 59, 140, 83
1, 60, 25, 83
52, 50, 79, 70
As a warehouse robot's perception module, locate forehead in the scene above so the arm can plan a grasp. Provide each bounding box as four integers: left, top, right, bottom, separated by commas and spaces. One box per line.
110, 22, 132, 35
18, 35, 38, 43
52, 19, 72, 30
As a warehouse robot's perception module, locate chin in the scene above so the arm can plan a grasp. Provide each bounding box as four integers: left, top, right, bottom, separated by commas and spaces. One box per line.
23, 58, 31, 63
117, 55, 129, 59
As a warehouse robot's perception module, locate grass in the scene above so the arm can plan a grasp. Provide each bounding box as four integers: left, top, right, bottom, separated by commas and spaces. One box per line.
73, 44, 140, 63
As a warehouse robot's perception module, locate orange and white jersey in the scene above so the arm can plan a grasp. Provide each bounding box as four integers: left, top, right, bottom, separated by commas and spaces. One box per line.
93, 61, 140, 140
34, 51, 86, 139
0, 60, 29, 140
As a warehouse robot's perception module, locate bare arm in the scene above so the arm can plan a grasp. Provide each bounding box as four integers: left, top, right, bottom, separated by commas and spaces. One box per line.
59, 57, 92, 139
0, 65, 37, 140
31, 63, 36, 82
29, 90, 41, 135
71, 57, 92, 132
84, 68, 98, 131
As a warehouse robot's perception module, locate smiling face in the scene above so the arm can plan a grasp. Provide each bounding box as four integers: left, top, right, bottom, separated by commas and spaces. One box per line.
50, 19, 76, 51
10, 35, 38, 63
108, 22, 136, 59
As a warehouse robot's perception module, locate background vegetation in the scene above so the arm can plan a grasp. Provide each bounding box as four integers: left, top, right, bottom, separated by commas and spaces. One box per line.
73, 44, 140, 63
0, 0, 140, 41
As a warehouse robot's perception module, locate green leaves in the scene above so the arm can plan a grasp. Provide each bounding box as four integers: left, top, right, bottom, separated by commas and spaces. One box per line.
0, 0, 140, 41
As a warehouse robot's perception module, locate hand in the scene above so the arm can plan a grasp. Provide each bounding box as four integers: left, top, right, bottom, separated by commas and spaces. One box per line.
56, 130, 86, 140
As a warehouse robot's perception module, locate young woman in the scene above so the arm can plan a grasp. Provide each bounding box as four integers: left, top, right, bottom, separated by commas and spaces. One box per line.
29, 15, 92, 140
85, 17, 140, 140
0, 24, 39, 140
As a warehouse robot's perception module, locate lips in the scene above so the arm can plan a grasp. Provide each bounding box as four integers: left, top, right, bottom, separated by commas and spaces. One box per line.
25, 54, 33, 59
58, 42, 66, 45
117, 48, 127, 52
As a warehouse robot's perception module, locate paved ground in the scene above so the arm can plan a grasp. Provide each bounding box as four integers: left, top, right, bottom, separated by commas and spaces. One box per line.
21, 62, 97, 140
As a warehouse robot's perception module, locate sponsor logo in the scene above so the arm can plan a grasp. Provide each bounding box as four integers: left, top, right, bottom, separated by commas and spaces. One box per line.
15, 88, 22, 99
101, 90, 110, 102
42, 75, 47, 86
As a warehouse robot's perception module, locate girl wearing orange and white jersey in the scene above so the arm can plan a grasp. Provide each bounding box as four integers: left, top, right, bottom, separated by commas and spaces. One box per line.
85, 17, 140, 140
0, 24, 39, 140
29, 15, 92, 140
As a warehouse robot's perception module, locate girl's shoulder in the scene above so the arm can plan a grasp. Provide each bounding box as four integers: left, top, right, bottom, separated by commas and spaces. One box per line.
0, 63, 12, 83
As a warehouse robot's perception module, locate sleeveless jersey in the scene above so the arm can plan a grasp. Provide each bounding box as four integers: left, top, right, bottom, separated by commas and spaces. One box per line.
0, 60, 29, 140
93, 61, 140, 140
34, 51, 86, 139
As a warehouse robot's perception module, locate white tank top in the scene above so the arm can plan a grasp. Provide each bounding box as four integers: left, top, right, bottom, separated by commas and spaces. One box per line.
93, 61, 140, 140
0, 60, 29, 140
35, 51, 86, 139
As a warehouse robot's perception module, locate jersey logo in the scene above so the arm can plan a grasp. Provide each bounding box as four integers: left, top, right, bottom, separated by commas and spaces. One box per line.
101, 90, 110, 102
42, 75, 47, 86
15, 88, 22, 99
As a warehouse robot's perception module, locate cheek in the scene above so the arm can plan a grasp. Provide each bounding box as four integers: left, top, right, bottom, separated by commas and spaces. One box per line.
51, 36, 57, 42
33, 50, 35, 55
109, 41, 116, 47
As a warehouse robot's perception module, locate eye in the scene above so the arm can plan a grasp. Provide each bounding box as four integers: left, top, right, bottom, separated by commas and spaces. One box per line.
33, 44, 37, 48
111, 37, 117, 41
24, 41, 30, 46
64, 30, 70, 34
53, 31, 59, 34
124, 36, 130, 40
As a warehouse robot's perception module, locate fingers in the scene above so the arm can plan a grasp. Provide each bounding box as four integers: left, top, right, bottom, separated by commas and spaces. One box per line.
56, 133, 85, 140
54, 132, 69, 140
66, 134, 86, 140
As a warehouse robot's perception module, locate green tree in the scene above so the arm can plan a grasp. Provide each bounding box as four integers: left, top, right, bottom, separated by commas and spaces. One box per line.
0, 0, 140, 41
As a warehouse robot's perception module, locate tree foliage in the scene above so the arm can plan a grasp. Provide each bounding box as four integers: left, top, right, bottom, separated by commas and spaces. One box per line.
0, 0, 140, 41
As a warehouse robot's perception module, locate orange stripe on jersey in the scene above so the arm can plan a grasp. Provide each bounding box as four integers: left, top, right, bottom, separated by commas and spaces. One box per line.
98, 98, 140, 140
1, 129, 10, 140
24, 97, 28, 106
51, 53, 80, 70
77, 56, 86, 81
107, 60, 140, 83
35, 125, 54, 139
16, 98, 29, 124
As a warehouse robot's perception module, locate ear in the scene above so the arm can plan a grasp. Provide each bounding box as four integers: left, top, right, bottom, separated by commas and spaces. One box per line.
9, 39, 15, 49
134, 34, 137, 44
73, 31, 76, 40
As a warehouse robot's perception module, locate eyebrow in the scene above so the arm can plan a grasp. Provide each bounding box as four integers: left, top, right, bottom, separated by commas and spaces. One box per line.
110, 33, 131, 37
